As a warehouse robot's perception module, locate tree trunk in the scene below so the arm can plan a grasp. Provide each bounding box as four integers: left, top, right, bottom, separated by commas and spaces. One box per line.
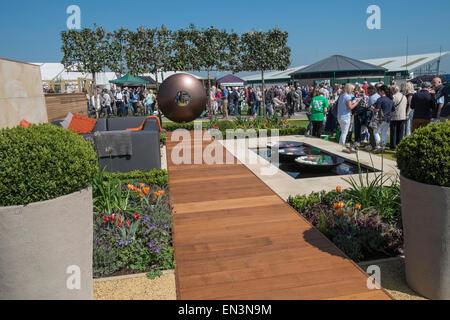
92, 72, 98, 119
155, 72, 163, 125
208, 67, 212, 119
261, 70, 266, 117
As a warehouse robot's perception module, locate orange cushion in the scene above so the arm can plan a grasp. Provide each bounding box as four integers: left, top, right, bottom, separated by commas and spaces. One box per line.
126, 116, 162, 132
68, 114, 97, 134
19, 119, 31, 128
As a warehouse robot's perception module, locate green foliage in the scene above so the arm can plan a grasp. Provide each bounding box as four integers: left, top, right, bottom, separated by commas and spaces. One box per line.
103, 169, 168, 187
288, 177, 404, 262
396, 122, 450, 187
239, 28, 291, 72
61, 25, 108, 78
125, 26, 174, 77
93, 167, 130, 214
0, 124, 98, 206
146, 269, 163, 280
106, 27, 130, 75
93, 181, 174, 278
160, 132, 167, 145
288, 192, 322, 213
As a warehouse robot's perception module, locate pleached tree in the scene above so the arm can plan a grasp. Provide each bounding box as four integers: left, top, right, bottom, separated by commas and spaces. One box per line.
240, 28, 291, 115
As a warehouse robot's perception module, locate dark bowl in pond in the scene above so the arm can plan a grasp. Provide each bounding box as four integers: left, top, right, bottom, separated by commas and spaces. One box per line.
278, 147, 307, 161
294, 154, 345, 172
268, 141, 303, 149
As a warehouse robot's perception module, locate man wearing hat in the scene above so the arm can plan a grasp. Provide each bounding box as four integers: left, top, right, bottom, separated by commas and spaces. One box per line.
410, 81, 435, 133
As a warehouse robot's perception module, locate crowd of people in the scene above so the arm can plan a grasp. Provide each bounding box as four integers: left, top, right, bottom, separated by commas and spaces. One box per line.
208, 84, 306, 118
86, 76, 449, 154
87, 86, 157, 117
330, 76, 449, 153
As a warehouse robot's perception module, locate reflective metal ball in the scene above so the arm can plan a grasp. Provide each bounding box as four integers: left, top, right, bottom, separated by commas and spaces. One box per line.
157, 74, 207, 123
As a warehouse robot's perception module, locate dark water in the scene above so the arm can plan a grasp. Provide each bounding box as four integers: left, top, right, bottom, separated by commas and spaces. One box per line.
251, 144, 379, 179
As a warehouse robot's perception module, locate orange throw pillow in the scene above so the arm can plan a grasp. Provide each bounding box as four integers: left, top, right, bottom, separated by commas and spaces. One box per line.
68, 114, 97, 134
126, 116, 162, 132
19, 119, 31, 128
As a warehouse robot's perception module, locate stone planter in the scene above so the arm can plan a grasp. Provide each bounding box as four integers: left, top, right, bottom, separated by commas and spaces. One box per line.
0, 188, 93, 300
400, 175, 450, 300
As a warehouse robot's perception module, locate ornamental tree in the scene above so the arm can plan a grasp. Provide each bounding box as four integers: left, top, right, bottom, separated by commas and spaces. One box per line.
240, 28, 291, 115
106, 27, 130, 76
61, 26, 109, 115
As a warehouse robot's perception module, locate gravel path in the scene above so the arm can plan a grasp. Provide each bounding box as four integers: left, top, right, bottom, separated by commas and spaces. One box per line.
358, 257, 427, 300
94, 270, 176, 300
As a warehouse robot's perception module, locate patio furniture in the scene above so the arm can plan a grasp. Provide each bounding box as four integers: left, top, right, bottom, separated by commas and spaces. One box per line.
52, 117, 161, 172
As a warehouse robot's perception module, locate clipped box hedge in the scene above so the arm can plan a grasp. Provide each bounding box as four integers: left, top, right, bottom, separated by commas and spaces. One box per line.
0, 124, 98, 206
397, 122, 450, 187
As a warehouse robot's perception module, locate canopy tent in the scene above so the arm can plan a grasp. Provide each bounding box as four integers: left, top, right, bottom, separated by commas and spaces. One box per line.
216, 74, 248, 87
109, 74, 150, 87
138, 76, 157, 85
290, 55, 386, 82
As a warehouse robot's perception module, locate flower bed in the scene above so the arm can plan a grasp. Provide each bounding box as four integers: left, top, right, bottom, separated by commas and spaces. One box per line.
288, 179, 403, 262
162, 117, 307, 137
93, 169, 174, 278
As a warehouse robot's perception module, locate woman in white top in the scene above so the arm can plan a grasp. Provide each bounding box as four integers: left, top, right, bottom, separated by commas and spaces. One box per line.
390, 85, 408, 149
337, 83, 361, 150
401, 82, 415, 136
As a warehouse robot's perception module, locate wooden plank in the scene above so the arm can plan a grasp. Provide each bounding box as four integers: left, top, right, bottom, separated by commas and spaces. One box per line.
45, 93, 87, 121
167, 132, 392, 300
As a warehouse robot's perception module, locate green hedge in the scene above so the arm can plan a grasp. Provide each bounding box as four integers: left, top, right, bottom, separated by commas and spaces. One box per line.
0, 124, 98, 206
103, 169, 168, 187
397, 122, 450, 187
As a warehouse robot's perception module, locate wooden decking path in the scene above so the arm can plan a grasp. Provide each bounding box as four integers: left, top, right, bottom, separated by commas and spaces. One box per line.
167, 133, 392, 300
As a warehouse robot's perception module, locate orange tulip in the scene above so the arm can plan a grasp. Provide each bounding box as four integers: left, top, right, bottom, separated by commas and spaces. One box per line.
347, 209, 354, 218
333, 202, 339, 209
339, 202, 345, 208
136, 188, 142, 193
127, 184, 133, 190
355, 203, 362, 210
336, 186, 342, 193
140, 183, 145, 187
143, 187, 150, 195
138, 193, 143, 198
337, 209, 344, 216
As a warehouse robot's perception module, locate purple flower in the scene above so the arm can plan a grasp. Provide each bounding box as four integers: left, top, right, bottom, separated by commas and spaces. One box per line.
151, 224, 157, 230
155, 247, 161, 254
163, 224, 167, 229
118, 240, 124, 247
143, 216, 150, 222
147, 241, 154, 248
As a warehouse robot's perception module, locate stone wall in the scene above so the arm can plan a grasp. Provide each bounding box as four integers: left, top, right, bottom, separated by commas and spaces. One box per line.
0, 58, 48, 129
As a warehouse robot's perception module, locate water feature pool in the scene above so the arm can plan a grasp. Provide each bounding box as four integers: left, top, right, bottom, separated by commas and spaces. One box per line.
251, 142, 379, 179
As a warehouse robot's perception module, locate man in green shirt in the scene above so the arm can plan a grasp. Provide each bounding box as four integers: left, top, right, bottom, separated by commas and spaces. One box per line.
308, 90, 329, 137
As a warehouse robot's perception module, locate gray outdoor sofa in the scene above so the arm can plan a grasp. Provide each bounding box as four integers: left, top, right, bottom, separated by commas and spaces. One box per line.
52, 116, 161, 172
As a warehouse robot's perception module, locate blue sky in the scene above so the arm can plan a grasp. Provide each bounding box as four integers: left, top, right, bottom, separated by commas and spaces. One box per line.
1, 0, 449, 75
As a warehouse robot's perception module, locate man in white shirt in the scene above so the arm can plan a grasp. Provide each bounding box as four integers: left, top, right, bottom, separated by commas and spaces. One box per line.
103, 90, 112, 116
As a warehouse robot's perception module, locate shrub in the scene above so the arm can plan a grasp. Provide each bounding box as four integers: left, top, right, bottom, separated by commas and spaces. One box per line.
0, 124, 98, 206
396, 122, 450, 187
104, 169, 168, 187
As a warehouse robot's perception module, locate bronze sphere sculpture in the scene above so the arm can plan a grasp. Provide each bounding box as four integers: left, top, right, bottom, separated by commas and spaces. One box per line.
157, 73, 207, 123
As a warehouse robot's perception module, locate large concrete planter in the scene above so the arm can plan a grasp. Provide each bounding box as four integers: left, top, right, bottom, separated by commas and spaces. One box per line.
400, 175, 450, 300
0, 187, 93, 300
